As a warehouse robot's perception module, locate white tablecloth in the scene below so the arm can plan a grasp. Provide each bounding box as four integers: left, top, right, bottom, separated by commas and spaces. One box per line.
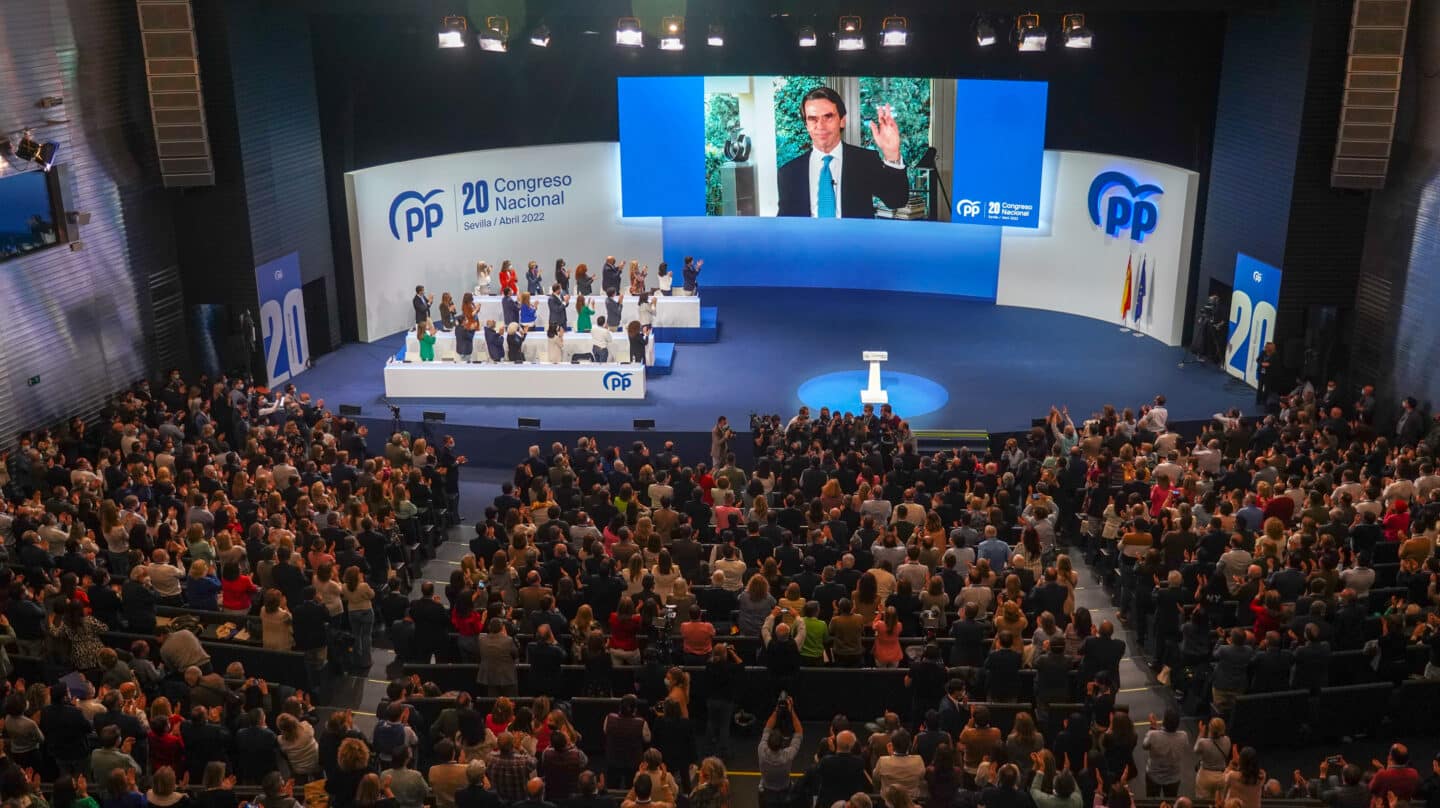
457, 294, 698, 330
405, 329, 650, 364
384, 361, 646, 400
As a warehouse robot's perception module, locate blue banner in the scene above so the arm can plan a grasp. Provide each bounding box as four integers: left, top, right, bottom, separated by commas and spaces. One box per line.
618, 76, 707, 217
1226, 253, 1281, 387
255, 252, 309, 386
950, 80, 1047, 228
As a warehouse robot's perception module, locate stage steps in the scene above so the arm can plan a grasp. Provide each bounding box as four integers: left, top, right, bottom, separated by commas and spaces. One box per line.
653, 306, 719, 343
914, 428, 991, 453
648, 343, 675, 377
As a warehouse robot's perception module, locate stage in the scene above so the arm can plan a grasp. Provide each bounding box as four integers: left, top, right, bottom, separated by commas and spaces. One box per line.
302, 287, 1254, 441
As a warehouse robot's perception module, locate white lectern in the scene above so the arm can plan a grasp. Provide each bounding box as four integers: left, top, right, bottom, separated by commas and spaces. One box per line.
861, 350, 889, 404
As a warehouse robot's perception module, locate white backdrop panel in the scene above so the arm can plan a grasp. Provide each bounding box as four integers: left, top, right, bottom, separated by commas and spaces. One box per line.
997, 151, 1200, 347
347, 142, 663, 342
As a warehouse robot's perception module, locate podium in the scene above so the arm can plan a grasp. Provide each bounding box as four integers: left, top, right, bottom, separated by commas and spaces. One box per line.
861, 351, 889, 404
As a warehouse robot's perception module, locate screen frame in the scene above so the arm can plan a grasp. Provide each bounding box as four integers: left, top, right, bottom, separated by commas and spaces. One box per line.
0, 165, 69, 264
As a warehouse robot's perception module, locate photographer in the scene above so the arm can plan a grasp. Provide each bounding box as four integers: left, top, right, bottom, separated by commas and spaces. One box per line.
757, 696, 803, 808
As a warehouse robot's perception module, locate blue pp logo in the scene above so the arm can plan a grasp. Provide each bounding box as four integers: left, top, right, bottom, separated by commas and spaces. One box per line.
389, 189, 445, 242
1087, 171, 1162, 243
602, 371, 634, 392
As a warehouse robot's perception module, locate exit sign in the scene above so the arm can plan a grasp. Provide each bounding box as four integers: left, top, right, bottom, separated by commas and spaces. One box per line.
26, 376, 39, 387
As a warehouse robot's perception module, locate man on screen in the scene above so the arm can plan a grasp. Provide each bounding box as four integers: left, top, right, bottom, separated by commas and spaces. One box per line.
776, 86, 909, 219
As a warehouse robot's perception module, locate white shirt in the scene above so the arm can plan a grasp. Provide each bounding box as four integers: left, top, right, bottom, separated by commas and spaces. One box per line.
1138, 405, 1169, 432
590, 324, 612, 349
807, 143, 905, 217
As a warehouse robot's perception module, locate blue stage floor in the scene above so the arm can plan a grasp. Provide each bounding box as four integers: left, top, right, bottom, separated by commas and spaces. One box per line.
300, 288, 1254, 434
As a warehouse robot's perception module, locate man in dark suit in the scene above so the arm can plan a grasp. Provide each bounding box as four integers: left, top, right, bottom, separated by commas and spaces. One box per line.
412, 285, 433, 326
776, 86, 910, 219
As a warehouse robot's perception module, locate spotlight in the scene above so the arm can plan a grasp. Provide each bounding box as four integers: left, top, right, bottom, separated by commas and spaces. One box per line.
35, 142, 57, 172
1063, 13, 1093, 48
1013, 13, 1048, 52
437, 15, 467, 48
880, 16, 908, 47
529, 24, 551, 47
837, 16, 864, 51
707, 23, 724, 47
660, 16, 684, 51
798, 25, 818, 47
616, 16, 644, 47
975, 16, 997, 47
15, 132, 40, 161
478, 16, 508, 52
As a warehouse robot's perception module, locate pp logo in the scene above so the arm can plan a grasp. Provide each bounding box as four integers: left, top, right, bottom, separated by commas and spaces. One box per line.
1252, 271, 1263, 283
389, 189, 445, 242
602, 371, 634, 392
956, 199, 982, 218
1087, 171, 1163, 243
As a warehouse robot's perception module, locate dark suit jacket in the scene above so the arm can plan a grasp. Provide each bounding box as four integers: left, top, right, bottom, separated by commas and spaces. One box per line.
776, 142, 909, 219
413, 294, 431, 325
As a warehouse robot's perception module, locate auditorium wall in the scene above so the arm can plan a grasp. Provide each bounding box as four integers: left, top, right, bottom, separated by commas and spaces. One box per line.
0, 0, 179, 443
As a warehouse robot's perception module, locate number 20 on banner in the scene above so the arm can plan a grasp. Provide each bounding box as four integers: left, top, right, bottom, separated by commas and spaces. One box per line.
260, 289, 309, 386
1225, 290, 1276, 387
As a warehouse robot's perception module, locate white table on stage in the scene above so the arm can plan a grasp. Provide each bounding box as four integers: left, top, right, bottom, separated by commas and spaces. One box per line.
466, 294, 699, 330
406, 329, 645, 364
384, 361, 646, 400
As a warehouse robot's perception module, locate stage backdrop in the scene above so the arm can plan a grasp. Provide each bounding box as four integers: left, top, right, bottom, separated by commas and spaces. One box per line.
255, 252, 310, 386
346, 144, 1199, 347
1226, 253, 1281, 387
345, 142, 663, 342
995, 151, 1201, 347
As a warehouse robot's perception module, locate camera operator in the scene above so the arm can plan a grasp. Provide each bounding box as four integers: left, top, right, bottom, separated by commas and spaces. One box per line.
758, 695, 803, 808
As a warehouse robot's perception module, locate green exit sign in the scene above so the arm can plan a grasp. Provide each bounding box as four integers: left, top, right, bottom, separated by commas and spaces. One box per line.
26, 376, 40, 387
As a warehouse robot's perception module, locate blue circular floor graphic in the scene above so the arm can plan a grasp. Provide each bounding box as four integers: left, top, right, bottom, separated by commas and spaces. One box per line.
797, 371, 950, 419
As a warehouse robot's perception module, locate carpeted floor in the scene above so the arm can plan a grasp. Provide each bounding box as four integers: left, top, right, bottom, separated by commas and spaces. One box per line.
298, 288, 1255, 434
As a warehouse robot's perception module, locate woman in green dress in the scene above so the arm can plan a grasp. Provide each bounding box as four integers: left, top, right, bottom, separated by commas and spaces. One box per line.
417, 320, 437, 362
575, 295, 594, 332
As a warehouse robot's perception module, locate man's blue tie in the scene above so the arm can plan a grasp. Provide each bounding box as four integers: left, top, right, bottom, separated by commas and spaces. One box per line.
817, 154, 836, 218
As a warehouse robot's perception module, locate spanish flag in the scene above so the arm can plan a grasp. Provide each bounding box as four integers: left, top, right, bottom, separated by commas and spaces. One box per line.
1120, 255, 1133, 320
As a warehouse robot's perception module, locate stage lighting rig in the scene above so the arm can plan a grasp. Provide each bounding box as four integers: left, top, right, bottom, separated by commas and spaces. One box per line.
837, 16, 864, 51
437, 15, 467, 48
529, 24, 551, 47
707, 23, 725, 47
975, 16, 998, 47
616, 16, 644, 47
881, 16, 908, 47
478, 16, 508, 52
1063, 13, 1094, 48
1013, 13, 1048, 52
798, 25, 818, 47
660, 16, 684, 51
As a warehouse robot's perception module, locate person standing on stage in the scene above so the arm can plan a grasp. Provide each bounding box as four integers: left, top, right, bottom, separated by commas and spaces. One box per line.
455, 307, 478, 363
519, 292, 539, 331
506, 323, 528, 363
526, 261, 545, 296
657, 263, 674, 296
682, 257, 703, 296
605, 291, 623, 333
484, 320, 505, 362
501, 289, 520, 327
1255, 342, 1277, 406
476, 262, 494, 295
591, 316, 612, 363
626, 321, 649, 367
711, 416, 734, 470
499, 260, 518, 295
576, 296, 594, 332
555, 259, 570, 293
412, 285, 434, 328
637, 292, 656, 331
629, 260, 648, 295
602, 256, 622, 296
548, 284, 570, 331
438, 292, 457, 332
417, 321, 437, 362
576, 263, 593, 296
546, 322, 566, 364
